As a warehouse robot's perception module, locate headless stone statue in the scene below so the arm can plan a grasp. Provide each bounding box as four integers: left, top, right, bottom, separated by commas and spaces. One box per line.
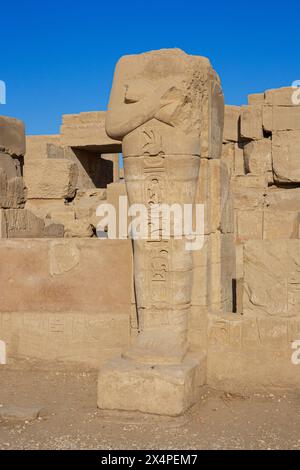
98, 49, 224, 415
106, 49, 221, 363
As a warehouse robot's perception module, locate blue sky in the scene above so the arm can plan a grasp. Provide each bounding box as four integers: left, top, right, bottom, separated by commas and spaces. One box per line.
1, 0, 299, 135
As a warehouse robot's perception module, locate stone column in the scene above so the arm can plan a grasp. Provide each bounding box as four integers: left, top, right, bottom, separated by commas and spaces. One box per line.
121, 125, 200, 365
98, 49, 224, 416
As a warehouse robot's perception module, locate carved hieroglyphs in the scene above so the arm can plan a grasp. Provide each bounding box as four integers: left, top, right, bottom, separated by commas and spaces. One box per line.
97, 48, 225, 415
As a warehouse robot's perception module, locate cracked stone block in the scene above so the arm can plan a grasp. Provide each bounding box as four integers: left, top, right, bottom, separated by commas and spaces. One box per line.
243, 240, 300, 317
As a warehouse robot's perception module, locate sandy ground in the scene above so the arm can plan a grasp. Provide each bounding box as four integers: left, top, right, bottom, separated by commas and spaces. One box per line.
0, 363, 300, 450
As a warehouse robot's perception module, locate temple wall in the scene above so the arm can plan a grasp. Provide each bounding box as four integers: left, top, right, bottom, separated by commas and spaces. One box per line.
206, 87, 300, 392
24, 112, 121, 238
1, 85, 300, 395
0, 239, 132, 367
222, 87, 300, 314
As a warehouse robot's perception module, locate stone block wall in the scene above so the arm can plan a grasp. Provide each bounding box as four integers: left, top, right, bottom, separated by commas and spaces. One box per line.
0, 116, 64, 239
222, 87, 300, 314
0, 239, 132, 367
2, 86, 300, 395
24, 112, 122, 238
205, 87, 300, 393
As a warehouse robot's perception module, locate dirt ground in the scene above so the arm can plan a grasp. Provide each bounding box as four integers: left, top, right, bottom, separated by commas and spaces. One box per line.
0, 362, 300, 450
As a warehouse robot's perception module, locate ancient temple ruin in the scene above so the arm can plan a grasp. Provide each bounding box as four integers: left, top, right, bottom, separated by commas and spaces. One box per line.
1, 49, 300, 416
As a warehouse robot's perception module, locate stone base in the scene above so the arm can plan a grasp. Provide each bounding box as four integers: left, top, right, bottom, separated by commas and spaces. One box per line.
97, 353, 206, 416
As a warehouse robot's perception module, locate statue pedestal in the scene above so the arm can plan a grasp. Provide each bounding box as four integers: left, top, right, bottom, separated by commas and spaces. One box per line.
97, 353, 206, 416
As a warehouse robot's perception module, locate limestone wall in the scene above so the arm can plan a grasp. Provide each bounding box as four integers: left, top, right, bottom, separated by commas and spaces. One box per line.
206, 87, 300, 393
1, 116, 132, 367
222, 87, 300, 314
207, 311, 300, 393
0, 239, 132, 367
0, 117, 64, 239
24, 112, 122, 238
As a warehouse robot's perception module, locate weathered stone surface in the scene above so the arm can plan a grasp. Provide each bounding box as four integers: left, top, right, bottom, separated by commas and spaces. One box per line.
43, 220, 64, 238
243, 240, 300, 317
6, 177, 27, 208
191, 238, 209, 309
234, 144, 245, 176
207, 314, 300, 393
187, 306, 208, 353
25, 199, 72, 219
0, 209, 7, 237
265, 87, 296, 106
73, 189, 107, 223
231, 174, 268, 190
106, 49, 223, 154
0, 168, 6, 196
0, 116, 25, 156
49, 209, 75, 225
25, 135, 61, 162
221, 143, 244, 177
26, 133, 118, 193
244, 139, 272, 178
192, 162, 210, 315
46, 143, 65, 160
221, 142, 235, 177
4, 209, 45, 238
25, 160, 78, 199
263, 105, 300, 132
98, 353, 205, 416
0, 238, 132, 313
0, 239, 132, 366
262, 105, 273, 132
240, 105, 263, 140
236, 209, 298, 242
0, 153, 18, 179
265, 188, 300, 211
60, 112, 122, 152
207, 231, 235, 313
0, 170, 26, 209
263, 210, 299, 240
208, 159, 234, 235
236, 210, 263, 242
231, 188, 265, 210
223, 106, 240, 142
202, 78, 224, 159
64, 219, 94, 238
0, 209, 64, 238
272, 130, 300, 183
248, 93, 264, 105
0, 311, 130, 368
105, 182, 128, 238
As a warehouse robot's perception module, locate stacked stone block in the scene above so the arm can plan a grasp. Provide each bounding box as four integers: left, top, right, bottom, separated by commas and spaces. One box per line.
222, 87, 300, 313
0, 116, 63, 238
25, 112, 122, 237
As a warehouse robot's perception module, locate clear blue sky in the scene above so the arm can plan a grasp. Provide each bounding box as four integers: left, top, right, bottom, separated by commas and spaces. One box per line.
1, 0, 299, 135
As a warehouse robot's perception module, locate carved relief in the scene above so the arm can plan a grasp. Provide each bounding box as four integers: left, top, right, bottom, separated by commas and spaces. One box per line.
148, 243, 170, 304
146, 176, 164, 207
142, 129, 163, 156
104, 49, 223, 364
